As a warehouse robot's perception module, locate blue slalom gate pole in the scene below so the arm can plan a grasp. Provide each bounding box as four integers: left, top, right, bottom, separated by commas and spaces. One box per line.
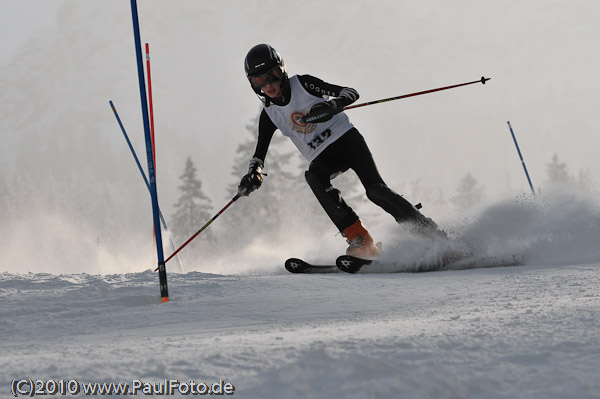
109, 100, 184, 273
130, 0, 169, 301
507, 121, 536, 196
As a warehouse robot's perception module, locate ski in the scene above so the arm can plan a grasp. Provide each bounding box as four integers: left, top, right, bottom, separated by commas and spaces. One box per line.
443, 253, 524, 270
284, 258, 339, 274
335, 253, 463, 273
336, 253, 525, 274
287, 252, 524, 275
336, 255, 373, 273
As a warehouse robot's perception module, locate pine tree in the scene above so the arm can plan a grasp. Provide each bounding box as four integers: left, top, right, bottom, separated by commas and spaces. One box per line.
546, 153, 570, 183
409, 179, 447, 209
452, 172, 485, 210
578, 168, 592, 186
223, 110, 298, 245
223, 109, 333, 248
172, 157, 213, 243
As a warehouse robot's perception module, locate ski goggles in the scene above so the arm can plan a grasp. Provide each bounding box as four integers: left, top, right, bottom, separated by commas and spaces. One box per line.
249, 67, 283, 89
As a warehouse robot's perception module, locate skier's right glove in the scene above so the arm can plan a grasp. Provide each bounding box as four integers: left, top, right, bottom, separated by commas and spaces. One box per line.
301, 99, 343, 124
238, 157, 264, 196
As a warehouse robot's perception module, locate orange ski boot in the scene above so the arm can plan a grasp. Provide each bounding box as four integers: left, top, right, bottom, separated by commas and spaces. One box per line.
341, 220, 380, 259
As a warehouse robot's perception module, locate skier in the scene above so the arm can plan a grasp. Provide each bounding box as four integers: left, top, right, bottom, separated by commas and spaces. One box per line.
238, 44, 444, 259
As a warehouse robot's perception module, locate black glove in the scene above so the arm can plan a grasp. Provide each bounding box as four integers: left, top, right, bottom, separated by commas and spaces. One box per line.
238, 158, 264, 196
301, 99, 343, 124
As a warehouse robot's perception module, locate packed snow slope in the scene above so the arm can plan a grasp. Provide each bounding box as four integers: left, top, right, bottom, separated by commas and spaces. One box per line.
2, 189, 600, 398
2, 263, 599, 399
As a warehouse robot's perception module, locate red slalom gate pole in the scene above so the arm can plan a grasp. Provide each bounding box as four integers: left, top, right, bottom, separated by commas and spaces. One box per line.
145, 43, 160, 265
344, 76, 491, 111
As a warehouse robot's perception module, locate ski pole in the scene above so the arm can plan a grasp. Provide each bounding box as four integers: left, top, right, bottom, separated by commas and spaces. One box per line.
507, 121, 536, 196
109, 100, 185, 272
163, 193, 242, 264
344, 76, 490, 111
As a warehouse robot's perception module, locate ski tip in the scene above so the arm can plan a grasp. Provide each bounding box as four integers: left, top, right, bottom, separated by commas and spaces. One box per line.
336, 255, 373, 274
481, 76, 491, 84
285, 258, 310, 273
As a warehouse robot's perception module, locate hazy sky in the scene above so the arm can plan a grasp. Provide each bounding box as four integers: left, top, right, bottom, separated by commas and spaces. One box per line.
3, 1, 599, 198
0, 1, 64, 60
2, 0, 600, 273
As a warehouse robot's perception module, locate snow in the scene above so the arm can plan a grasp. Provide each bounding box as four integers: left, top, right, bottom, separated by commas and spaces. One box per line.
2, 265, 599, 398
3, 188, 600, 398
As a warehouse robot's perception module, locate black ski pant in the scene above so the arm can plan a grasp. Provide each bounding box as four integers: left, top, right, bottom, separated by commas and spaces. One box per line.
305, 128, 426, 232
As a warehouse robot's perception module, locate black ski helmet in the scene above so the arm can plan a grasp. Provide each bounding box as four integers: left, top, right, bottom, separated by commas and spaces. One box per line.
244, 44, 288, 97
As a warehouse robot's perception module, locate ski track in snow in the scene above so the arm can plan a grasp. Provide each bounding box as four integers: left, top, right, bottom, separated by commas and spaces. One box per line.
2, 262, 600, 399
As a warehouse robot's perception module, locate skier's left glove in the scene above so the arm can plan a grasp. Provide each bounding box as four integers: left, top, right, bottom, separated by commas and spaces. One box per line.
301, 99, 343, 124
238, 158, 264, 196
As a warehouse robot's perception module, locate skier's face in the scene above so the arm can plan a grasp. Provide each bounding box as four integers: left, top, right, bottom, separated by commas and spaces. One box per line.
249, 66, 283, 98
261, 80, 282, 98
